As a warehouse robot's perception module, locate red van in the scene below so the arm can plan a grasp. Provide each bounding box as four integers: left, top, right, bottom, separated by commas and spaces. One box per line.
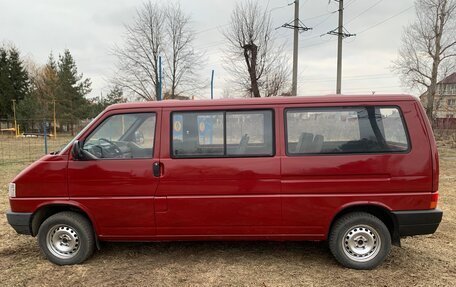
6, 95, 442, 269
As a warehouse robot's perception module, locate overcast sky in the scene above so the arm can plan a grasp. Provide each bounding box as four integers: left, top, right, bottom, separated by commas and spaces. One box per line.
0, 0, 417, 100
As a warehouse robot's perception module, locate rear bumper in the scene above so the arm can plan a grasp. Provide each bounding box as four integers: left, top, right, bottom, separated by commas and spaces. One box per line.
6, 211, 32, 235
392, 209, 443, 237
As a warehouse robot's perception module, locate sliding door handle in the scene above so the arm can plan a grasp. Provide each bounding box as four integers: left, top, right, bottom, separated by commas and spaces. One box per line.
153, 162, 161, 177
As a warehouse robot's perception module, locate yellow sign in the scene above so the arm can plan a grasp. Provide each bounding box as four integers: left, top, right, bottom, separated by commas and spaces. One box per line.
199, 121, 205, 133
174, 120, 182, 132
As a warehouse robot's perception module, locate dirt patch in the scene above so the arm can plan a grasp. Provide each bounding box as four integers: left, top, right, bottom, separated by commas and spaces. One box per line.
0, 148, 455, 286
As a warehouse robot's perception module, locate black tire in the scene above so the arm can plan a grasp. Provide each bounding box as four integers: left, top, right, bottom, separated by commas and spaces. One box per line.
329, 212, 391, 270
37, 211, 95, 265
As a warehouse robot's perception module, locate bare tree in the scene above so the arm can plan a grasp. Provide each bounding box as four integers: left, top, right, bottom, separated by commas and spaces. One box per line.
392, 0, 456, 120
113, 1, 202, 101
223, 0, 290, 98
164, 3, 203, 98
113, 2, 165, 101
264, 54, 290, 97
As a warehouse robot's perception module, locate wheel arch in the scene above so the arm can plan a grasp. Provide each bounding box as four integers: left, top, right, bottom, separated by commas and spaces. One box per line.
30, 202, 99, 240
328, 203, 400, 246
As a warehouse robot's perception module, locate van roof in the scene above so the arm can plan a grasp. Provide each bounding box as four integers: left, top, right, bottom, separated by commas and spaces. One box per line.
106, 94, 417, 111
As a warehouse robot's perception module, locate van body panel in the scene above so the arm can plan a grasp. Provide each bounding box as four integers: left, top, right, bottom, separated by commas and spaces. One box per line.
11, 155, 67, 198
281, 193, 433, 236
414, 101, 439, 192
7, 198, 103, 237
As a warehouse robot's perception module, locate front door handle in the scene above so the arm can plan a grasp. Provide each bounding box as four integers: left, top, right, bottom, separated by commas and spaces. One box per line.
153, 162, 161, 177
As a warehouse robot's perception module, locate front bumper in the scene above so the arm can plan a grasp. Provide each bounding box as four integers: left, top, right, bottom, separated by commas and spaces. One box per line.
6, 211, 32, 235
392, 208, 443, 237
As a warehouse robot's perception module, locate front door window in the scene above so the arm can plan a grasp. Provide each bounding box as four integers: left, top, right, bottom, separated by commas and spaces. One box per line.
83, 113, 156, 159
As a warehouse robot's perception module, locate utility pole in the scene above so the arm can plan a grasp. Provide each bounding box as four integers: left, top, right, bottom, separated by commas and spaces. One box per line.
12, 99, 17, 136
277, 0, 312, 96
210, 70, 215, 100
158, 56, 162, 101
336, 0, 343, 94
326, 0, 355, 94
292, 0, 299, 97
53, 100, 57, 139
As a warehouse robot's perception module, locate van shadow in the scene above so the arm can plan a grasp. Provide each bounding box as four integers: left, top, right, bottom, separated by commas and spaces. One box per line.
94, 240, 335, 266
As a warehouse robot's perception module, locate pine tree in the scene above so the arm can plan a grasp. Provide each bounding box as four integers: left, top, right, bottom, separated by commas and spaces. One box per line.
16, 93, 41, 131
104, 86, 126, 106
0, 46, 30, 119
55, 49, 92, 134
0, 48, 11, 118
87, 86, 127, 118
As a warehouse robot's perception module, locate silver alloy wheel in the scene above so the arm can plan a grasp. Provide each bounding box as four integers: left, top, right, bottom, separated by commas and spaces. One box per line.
46, 224, 80, 259
342, 224, 381, 262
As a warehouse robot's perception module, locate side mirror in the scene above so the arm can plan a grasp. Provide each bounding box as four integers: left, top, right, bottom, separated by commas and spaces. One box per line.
71, 140, 84, 160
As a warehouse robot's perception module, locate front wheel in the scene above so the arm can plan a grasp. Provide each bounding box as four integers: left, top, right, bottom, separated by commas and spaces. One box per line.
329, 212, 391, 269
37, 212, 95, 265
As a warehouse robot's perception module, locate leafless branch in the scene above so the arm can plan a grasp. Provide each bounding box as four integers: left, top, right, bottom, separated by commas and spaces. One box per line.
392, 0, 456, 121
112, 1, 204, 101
222, 0, 290, 98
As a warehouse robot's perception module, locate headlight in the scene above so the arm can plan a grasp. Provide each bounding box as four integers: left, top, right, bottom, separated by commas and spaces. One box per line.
8, 183, 16, 198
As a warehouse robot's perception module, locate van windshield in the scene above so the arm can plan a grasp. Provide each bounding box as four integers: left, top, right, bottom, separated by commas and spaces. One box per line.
57, 116, 99, 155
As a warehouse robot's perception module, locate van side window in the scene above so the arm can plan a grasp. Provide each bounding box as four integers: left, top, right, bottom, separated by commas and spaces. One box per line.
172, 110, 274, 158
379, 108, 408, 147
172, 112, 224, 157
226, 111, 273, 156
286, 107, 409, 155
83, 113, 156, 159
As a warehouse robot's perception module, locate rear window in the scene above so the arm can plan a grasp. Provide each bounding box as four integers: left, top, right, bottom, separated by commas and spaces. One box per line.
172, 110, 274, 158
286, 106, 409, 155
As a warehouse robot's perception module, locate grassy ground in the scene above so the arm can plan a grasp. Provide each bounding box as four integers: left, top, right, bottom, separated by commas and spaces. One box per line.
0, 141, 455, 286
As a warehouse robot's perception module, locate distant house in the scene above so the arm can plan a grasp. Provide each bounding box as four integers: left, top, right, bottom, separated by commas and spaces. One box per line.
420, 73, 456, 127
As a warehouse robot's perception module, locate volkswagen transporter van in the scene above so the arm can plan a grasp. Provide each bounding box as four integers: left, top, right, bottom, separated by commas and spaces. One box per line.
6, 95, 442, 269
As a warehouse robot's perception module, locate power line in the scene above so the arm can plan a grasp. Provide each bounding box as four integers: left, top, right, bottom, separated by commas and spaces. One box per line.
194, 3, 294, 52
301, 11, 336, 22
295, 4, 415, 51
346, 0, 383, 25
195, 1, 416, 82
299, 85, 404, 92
197, 0, 377, 55
298, 74, 396, 83
269, 2, 294, 13
195, 1, 292, 36
194, 24, 230, 36
345, 0, 359, 8
357, 5, 414, 34
312, 11, 337, 28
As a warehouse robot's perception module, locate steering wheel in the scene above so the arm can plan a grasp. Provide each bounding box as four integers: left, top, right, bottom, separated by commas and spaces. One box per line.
98, 138, 123, 158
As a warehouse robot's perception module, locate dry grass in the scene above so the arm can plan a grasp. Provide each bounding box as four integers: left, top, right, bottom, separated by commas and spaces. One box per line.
0, 142, 455, 286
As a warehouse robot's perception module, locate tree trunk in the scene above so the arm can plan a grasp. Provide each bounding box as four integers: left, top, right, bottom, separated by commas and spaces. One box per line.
426, 0, 447, 123
243, 44, 261, 98
426, 60, 440, 122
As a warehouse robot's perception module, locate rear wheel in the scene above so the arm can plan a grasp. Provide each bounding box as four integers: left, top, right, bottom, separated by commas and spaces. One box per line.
329, 212, 391, 269
38, 212, 95, 265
